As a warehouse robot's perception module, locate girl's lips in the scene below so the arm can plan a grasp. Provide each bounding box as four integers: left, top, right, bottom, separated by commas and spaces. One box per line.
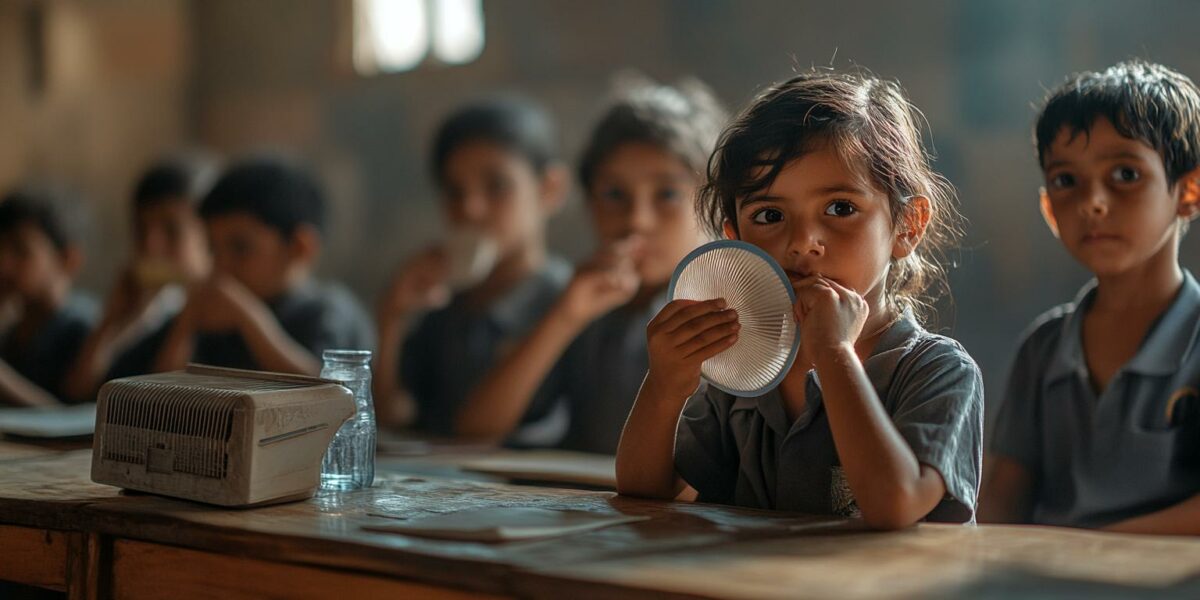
787, 270, 843, 287
1081, 232, 1122, 244
785, 270, 812, 284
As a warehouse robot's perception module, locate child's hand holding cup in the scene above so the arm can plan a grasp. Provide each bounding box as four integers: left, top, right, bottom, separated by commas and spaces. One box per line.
559, 237, 642, 324
379, 229, 500, 321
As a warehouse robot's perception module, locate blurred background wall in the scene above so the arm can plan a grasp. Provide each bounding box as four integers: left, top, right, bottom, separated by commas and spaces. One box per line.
3, 0, 1200, 425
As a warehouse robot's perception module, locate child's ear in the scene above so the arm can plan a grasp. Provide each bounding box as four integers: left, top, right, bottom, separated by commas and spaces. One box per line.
892, 196, 931, 259
721, 220, 738, 240
289, 224, 322, 267
1177, 167, 1200, 221
538, 164, 569, 216
1039, 187, 1061, 239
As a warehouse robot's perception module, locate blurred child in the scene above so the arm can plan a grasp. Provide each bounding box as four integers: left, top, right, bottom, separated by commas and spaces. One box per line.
0, 187, 97, 405
155, 157, 373, 375
616, 69, 983, 530
373, 97, 571, 444
980, 61, 1200, 534
457, 79, 727, 454
64, 157, 214, 401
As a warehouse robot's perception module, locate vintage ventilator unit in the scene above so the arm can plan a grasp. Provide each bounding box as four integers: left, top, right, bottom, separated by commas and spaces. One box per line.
91, 364, 354, 506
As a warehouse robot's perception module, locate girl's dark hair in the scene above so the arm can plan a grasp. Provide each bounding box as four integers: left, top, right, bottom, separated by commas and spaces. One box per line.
698, 69, 961, 322
578, 75, 728, 192
431, 96, 559, 182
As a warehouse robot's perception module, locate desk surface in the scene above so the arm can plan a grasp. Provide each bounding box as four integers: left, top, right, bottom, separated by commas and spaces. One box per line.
2, 449, 1200, 599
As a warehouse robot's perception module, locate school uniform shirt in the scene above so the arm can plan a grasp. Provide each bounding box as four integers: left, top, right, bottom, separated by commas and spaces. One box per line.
548, 292, 668, 455
675, 314, 983, 522
991, 271, 1200, 528
0, 293, 98, 403
192, 280, 374, 372
402, 258, 571, 446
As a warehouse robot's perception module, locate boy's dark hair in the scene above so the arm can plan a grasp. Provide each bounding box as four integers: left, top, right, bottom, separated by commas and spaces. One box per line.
0, 185, 85, 253
133, 155, 218, 212
432, 97, 559, 182
698, 68, 961, 322
200, 157, 327, 237
1036, 60, 1200, 186
578, 76, 727, 192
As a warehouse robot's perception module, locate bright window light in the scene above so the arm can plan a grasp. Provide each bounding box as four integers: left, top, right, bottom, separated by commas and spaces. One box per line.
354, 0, 485, 75
431, 0, 485, 65
354, 0, 429, 75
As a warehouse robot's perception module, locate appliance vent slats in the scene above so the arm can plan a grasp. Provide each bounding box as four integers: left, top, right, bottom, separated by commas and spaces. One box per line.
98, 381, 239, 479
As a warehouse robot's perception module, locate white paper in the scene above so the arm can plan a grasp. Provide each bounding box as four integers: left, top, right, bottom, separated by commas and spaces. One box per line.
0, 404, 96, 438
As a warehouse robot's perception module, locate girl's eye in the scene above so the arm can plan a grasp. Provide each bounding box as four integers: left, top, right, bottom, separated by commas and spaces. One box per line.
750, 208, 784, 225
1111, 166, 1140, 183
656, 187, 682, 203
824, 200, 857, 217
1049, 173, 1075, 189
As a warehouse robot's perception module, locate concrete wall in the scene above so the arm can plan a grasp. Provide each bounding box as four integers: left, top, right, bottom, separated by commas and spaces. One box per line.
0, 0, 192, 289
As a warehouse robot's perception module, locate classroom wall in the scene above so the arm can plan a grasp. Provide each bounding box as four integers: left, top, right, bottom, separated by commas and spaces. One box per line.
0, 0, 193, 290
4, 0, 1200, 424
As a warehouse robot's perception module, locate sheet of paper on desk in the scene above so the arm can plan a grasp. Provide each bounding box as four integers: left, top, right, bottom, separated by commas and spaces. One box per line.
0, 404, 96, 438
364, 507, 648, 542
458, 450, 617, 489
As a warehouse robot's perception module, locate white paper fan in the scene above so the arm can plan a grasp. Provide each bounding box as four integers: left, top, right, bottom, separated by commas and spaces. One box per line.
667, 240, 799, 397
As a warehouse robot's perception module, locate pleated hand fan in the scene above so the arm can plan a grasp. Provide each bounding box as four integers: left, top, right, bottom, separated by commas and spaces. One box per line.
667, 240, 799, 397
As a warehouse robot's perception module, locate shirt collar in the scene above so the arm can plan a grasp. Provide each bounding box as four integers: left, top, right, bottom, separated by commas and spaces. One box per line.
1045, 270, 1200, 383
1125, 270, 1200, 376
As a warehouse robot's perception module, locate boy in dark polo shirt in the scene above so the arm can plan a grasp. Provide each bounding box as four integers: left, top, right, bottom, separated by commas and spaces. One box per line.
0, 187, 97, 405
375, 98, 571, 445
155, 158, 373, 375
981, 61, 1200, 533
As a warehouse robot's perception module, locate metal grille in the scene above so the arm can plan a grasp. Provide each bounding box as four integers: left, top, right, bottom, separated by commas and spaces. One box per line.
99, 381, 240, 480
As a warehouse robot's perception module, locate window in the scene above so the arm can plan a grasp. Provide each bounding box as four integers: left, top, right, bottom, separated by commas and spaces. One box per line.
354, 0, 485, 75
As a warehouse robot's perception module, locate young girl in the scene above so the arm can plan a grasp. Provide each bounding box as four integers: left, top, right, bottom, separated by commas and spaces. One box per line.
374, 97, 571, 445
616, 70, 984, 529
456, 79, 727, 454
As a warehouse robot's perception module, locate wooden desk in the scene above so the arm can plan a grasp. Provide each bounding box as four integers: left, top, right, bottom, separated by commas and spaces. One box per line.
0, 436, 91, 462
0, 448, 119, 599
381, 447, 617, 490
2, 451, 1200, 599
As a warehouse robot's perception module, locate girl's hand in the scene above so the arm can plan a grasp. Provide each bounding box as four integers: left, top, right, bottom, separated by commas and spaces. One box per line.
379, 247, 452, 321
559, 239, 641, 324
793, 275, 868, 354
644, 298, 739, 399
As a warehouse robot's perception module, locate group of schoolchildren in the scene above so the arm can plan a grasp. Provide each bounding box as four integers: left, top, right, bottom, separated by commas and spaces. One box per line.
3, 58, 1200, 535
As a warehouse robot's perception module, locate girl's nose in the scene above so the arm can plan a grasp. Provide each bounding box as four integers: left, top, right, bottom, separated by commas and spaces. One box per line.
788, 223, 824, 257
628, 197, 656, 233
